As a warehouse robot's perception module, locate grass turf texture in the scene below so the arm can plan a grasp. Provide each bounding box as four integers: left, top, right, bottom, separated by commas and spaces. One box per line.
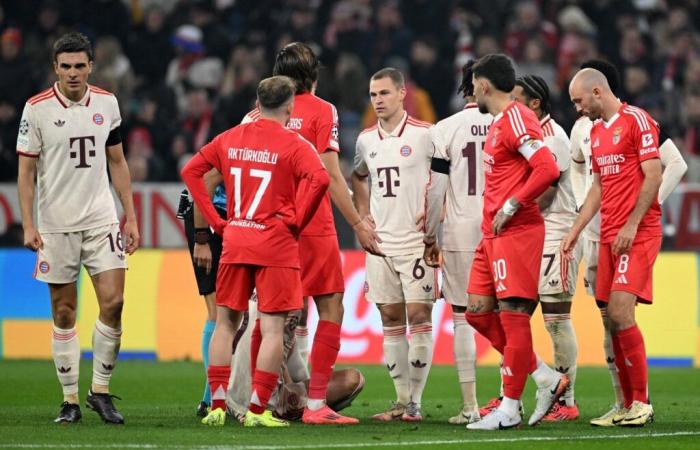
1, 361, 699, 449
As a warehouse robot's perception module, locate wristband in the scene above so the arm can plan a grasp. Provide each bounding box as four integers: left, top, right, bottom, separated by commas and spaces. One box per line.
501, 198, 519, 216
423, 236, 437, 245
194, 228, 211, 244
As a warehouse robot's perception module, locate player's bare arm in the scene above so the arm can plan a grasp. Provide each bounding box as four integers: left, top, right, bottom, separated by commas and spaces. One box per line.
422, 155, 449, 268
536, 185, 558, 211
17, 155, 42, 251
320, 151, 383, 256
107, 143, 140, 254
561, 174, 602, 257
612, 158, 662, 255
350, 171, 372, 223
192, 168, 223, 274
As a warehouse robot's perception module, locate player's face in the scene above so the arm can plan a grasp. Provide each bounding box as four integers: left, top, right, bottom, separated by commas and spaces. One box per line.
369, 77, 405, 120
472, 75, 489, 114
570, 84, 602, 121
54, 52, 92, 100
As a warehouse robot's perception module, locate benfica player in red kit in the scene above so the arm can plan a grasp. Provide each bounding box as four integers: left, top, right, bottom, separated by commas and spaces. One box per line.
562, 68, 662, 427
181, 76, 330, 428
464, 54, 568, 430
243, 42, 379, 425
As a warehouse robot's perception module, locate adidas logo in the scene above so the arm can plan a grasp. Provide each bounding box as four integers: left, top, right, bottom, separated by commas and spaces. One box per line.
500, 366, 513, 376
102, 363, 114, 371
58, 366, 71, 373
369, 151, 377, 158
54, 119, 65, 127
386, 363, 396, 371
615, 274, 629, 284
584, 278, 590, 287
556, 366, 569, 374
496, 282, 507, 293
422, 285, 432, 292
548, 279, 559, 287
606, 356, 615, 364
411, 360, 427, 368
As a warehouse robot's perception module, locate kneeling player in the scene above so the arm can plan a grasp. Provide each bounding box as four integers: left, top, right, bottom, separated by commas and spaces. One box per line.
181, 76, 330, 427
227, 300, 365, 422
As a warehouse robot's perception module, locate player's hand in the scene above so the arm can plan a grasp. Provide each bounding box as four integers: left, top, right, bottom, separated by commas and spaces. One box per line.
354, 216, 384, 256
613, 222, 637, 256
193, 242, 213, 274
415, 210, 425, 230
363, 214, 377, 229
491, 210, 512, 235
23, 226, 43, 251
423, 239, 440, 268
123, 219, 140, 254
560, 232, 579, 261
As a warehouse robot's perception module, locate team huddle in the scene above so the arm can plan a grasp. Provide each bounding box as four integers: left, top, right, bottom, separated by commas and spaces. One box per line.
18, 33, 686, 430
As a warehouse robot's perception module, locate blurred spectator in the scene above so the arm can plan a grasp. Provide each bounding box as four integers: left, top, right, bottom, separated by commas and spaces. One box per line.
190, 0, 232, 61
503, 1, 558, 62
473, 34, 500, 58
92, 36, 135, 110
410, 37, 452, 118
127, 5, 173, 89
366, 1, 413, 70
128, 154, 150, 182
517, 37, 557, 91
614, 28, 652, 73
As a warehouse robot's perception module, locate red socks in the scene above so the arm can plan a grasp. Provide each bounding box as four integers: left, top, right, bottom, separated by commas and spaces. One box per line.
207, 365, 231, 411
248, 369, 279, 414
250, 319, 262, 377
616, 325, 648, 404
499, 311, 536, 400
466, 311, 506, 353
612, 333, 634, 407
308, 320, 341, 400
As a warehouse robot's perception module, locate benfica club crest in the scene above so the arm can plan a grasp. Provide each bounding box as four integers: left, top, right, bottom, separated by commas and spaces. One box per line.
612, 127, 623, 145
491, 128, 500, 147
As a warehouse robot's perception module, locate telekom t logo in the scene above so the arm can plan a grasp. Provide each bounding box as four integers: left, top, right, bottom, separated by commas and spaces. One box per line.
69, 136, 96, 168
377, 166, 400, 197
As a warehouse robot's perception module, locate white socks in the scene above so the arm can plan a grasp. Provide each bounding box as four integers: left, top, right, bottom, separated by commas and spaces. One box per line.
543, 313, 578, 406
453, 312, 478, 410
295, 326, 309, 365
92, 320, 122, 387
382, 325, 410, 405
52, 326, 80, 400
408, 323, 433, 407
600, 308, 625, 407
531, 356, 557, 387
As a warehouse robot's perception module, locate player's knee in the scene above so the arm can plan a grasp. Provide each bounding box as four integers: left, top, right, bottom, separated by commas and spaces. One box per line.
53, 303, 77, 328
316, 294, 344, 323
100, 294, 124, 321
407, 308, 432, 325
606, 305, 634, 331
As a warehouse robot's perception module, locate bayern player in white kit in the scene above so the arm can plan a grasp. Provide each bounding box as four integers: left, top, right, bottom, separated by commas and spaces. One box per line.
512, 75, 581, 421
16, 33, 139, 424
422, 60, 490, 425
352, 68, 436, 422
568, 60, 687, 426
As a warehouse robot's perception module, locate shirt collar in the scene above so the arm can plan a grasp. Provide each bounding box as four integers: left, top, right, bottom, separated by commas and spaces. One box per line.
540, 114, 551, 126
377, 111, 408, 139
53, 82, 91, 108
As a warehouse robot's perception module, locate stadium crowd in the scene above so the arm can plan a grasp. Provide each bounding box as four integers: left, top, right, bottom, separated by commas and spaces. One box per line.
0, 0, 699, 184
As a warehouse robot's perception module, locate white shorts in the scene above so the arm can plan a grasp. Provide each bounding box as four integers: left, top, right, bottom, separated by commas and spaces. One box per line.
34, 223, 127, 283
365, 253, 437, 304
440, 250, 474, 307
538, 240, 581, 298
583, 238, 599, 297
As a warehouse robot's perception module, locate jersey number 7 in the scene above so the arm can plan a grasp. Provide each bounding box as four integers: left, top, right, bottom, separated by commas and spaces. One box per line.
230, 167, 271, 219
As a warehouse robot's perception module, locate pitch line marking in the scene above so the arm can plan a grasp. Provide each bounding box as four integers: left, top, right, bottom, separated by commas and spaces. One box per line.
2, 430, 700, 449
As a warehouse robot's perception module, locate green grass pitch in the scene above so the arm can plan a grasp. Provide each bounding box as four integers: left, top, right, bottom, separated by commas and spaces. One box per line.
1, 360, 699, 449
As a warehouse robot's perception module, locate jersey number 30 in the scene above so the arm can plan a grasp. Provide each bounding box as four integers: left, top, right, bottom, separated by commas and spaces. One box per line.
230, 168, 271, 219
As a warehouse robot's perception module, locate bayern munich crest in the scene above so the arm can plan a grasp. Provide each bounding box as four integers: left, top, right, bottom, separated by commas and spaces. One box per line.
93, 113, 104, 125
399, 145, 412, 157
38, 261, 50, 274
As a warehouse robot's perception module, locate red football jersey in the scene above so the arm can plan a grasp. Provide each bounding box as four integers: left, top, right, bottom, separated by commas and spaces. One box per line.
481, 101, 546, 237
188, 118, 328, 268
590, 103, 662, 243
244, 92, 340, 237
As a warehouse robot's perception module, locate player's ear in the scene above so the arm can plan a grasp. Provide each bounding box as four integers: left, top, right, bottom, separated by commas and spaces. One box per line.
398, 85, 407, 101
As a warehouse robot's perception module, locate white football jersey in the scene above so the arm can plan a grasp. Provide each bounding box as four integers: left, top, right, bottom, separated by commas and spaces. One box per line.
570, 116, 600, 241
541, 115, 577, 241
16, 84, 121, 233
354, 113, 432, 256
430, 103, 490, 251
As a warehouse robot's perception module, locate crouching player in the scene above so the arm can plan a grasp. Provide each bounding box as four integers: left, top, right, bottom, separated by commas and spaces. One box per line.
181, 76, 330, 427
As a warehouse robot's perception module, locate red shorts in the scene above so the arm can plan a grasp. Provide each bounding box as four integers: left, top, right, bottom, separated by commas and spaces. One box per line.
216, 264, 303, 313
596, 236, 661, 304
299, 234, 345, 297
468, 224, 544, 301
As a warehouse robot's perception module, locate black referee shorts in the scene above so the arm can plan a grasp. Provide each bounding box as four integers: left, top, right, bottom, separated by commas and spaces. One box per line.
184, 206, 226, 296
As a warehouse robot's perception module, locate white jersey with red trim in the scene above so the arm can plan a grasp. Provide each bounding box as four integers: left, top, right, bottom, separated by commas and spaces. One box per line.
430, 103, 491, 251
354, 113, 433, 256
540, 115, 577, 241
16, 83, 121, 233
569, 116, 600, 241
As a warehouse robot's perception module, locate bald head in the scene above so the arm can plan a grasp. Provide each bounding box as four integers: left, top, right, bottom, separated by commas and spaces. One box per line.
570, 68, 611, 94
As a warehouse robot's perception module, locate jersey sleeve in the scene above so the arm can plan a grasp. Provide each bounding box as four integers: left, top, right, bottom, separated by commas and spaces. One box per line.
314, 103, 340, 154
16, 103, 41, 157
569, 120, 586, 163
429, 124, 450, 160
353, 138, 369, 176
629, 111, 660, 162
198, 133, 224, 172
241, 109, 257, 124
550, 134, 571, 172
506, 105, 543, 149
109, 96, 122, 130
